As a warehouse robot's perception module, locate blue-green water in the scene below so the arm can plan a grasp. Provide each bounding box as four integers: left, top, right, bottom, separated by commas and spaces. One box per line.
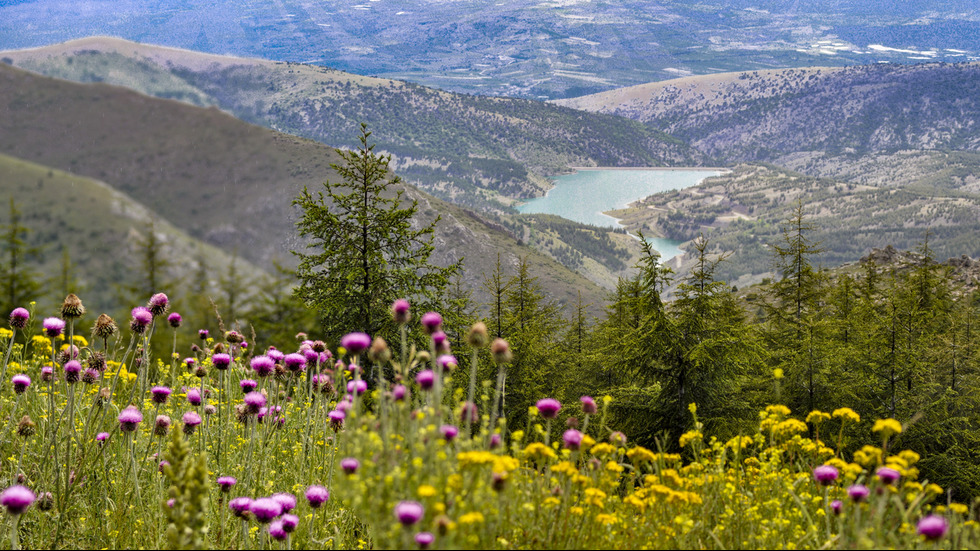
516, 168, 722, 260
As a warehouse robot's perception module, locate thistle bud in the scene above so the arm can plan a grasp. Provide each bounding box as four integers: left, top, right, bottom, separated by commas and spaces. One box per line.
93, 313, 117, 340
17, 416, 35, 438
368, 337, 391, 364
466, 322, 489, 348
491, 338, 512, 364
60, 293, 85, 320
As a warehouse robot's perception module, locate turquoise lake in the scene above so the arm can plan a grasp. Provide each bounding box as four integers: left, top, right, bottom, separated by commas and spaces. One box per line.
515, 168, 723, 260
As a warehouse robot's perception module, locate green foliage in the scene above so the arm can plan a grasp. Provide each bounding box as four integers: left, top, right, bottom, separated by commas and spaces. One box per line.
0, 198, 43, 315
292, 124, 459, 341
162, 428, 210, 550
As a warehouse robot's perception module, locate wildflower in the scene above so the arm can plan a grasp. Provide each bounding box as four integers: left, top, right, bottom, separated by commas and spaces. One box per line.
229, 497, 252, 519
679, 430, 703, 448
489, 434, 501, 449
431, 331, 449, 353
395, 501, 424, 526
182, 411, 202, 435
154, 415, 171, 436
329, 410, 345, 430
16, 416, 34, 438
283, 353, 305, 373
268, 520, 288, 541
93, 314, 117, 340
340, 332, 371, 355
167, 312, 182, 328
151, 386, 172, 405
0, 485, 35, 515
60, 294, 85, 320
11, 375, 30, 394
563, 429, 584, 450
415, 532, 435, 549
440, 425, 459, 442
813, 465, 839, 486
393, 384, 408, 402
436, 354, 457, 372
918, 515, 948, 540
305, 486, 329, 508
81, 368, 98, 384
43, 317, 65, 338
421, 312, 443, 334
280, 513, 298, 532
831, 500, 843, 515
186, 388, 202, 406
341, 458, 360, 475
872, 418, 903, 439
580, 396, 597, 414
96, 432, 109, 444
848, 484, 870, 502
130, 307, 153, 333
460, 401, 478, 424
36, 492, 53, 512
876, 467, 901, 485
8, 308, 29, 329
347, 380, 368, 395
225, 330, 244, 345
391, 299, 411, 324
459, 511, 484, 525
536, 398, 561, 419
271, 493, 297, 514
240, 379, 258, 393
251, 356, 274, 377
773, 368, 784, 379
250, 498, 282, 523
198, 329, 209, 340
211, 353, 231, 371
368, 337, 391, 364
416, 369, 436, 391
490, 338, 512, 364
40, 366, 54, 382
147, 293, 169, 316
118, 406, 143, 432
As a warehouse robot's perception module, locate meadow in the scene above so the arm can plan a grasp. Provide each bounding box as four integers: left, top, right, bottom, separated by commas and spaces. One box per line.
0, 294, 971, 550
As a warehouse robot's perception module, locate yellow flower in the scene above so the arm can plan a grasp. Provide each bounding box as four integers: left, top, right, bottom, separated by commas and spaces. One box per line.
542, 497, 561, 508
584, 488, 607, 508
679, 430, 703, 448
595, 513, 618, 525
950, 503, 968, 515
872, 418, 903, 439
773, 368, 784, 380
552, 461, 578, 476
688, 403, 697, 415
805, 410, 831, 425
832, 407, 861, 423
458, 512, 485, 525
764, 405, 792, 418
417, 485, 438, 498
604, 461, 624, 474
626, 446, 657, 464
590, 443, 614, 456
570, 506, 584, 516
0, 328, 12, 339
522, 442, 556, 462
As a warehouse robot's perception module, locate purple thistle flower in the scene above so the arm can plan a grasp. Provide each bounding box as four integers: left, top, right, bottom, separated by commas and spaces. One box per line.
199, 329, 209, 340
186, 387, 202, 406
848, 484, 870, 502
8, 308, 29, 330
610, 431, 627, 445
154, 415, 171, 436
212, 353, 232, 370
346, 380, 368, 396
229, 497, 253, 519
131, 307, 152, 328
340, 332, 371, 356
436, 354, 457, 372
251, 356, 275, 378
813, 465, 839, 486
459, 401, 478, 424
42, 317, 65, 338
336, 399, 352, 412
918, 515, 949, 540
96, 432, 109, 444
580, 396, 597, 414
151, 386, 172, 405
305, 485, 329, 508
284, 353, 306, 372
415, 531, 435, 549
11, 374, 30, 394
416, 369, 436, 391
831, 499, 842, 515
876, 467, 901, 485
0, 485, 35, 515
82, 368, 98, 384
319, 351, 331, 364
182, 411, 202, 434
301, 347, 318, 364
167, 312, 182, 328
281, 513, 299, 533
249, 498, 282, 523
536, 398, 562, 419
118, 406, 143, 432
421, 312, 442, 334
159, 460, 170, 473
393, 384, 408, 402
392, 299, 411, 324
271, 493, 297, 514
431, 331, 449, 353
268, 520, 288, 541
244, 392, 266, 415
147, 293, 169, 316
341, 457, 360, 475
489, 433, 501, 449
239, 379, 258, 393
440, 425, 459, 442
394, 501, 424, 526
40, 366, 54, 382
563, 429, 584, 450
329, 410, 346, 430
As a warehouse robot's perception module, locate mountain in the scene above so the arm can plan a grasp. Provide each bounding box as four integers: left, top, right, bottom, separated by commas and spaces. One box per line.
0, 62, 608, 312
555, 62, 980, 163
1, 1, 978, 99
0, 36, 700, 211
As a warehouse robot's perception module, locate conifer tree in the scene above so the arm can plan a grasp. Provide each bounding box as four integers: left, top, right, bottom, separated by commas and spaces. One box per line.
292, 124, 459, 341
0, 198, 43, 315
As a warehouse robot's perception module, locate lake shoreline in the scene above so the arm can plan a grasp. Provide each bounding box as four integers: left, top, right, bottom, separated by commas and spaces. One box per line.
567, 166, 732, 172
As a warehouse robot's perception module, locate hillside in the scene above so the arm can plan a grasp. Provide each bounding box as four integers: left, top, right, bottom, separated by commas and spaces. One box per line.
609, 163, 980, 288
0, 37, 701, 210
0, 62, 608, 312
0, 152, 265, 314
556, 63, 980, 163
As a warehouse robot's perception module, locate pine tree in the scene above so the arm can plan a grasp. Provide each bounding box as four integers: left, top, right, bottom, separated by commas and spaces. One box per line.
0, 198, 43, 315
292, 124, 459, 341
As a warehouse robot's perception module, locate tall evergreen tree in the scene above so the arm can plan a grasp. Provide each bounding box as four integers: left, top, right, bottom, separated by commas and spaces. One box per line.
292, 124, 459, 341
0, 198, 43, 315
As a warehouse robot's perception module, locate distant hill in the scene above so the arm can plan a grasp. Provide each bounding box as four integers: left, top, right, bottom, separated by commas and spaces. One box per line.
0, 37, 701, 211
0, 152, 264, 314
0, 62, 608, 312
556, 63, 980, 163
